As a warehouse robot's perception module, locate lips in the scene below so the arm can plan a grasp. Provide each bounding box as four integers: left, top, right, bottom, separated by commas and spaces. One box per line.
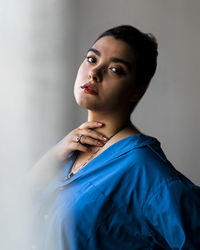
81, 82, 98, 95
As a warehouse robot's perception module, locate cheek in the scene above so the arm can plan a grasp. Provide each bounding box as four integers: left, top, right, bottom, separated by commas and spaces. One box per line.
108, 80, 134, 104
100, 83, 127, 108
74, 64, 90, 104
75, 65, 83, 83
108, 79, 131, 96
77, 62, 88, 78
74, 64, 85, 89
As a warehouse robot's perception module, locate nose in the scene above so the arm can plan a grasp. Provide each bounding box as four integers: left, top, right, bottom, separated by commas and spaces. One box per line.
88, 70, 99, 82
88, 66, 104, 82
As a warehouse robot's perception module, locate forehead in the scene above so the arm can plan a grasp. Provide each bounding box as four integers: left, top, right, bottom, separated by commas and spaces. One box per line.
92, 36, 135, 63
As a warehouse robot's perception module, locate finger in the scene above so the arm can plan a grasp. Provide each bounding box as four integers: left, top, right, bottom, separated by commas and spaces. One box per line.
79, 121, 104, 129
77, 135, 105, 147
78, 129, 108, 142
72, 142, 92, 153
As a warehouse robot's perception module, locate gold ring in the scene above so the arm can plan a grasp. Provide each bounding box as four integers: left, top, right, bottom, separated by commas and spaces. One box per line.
76, 134, 83, 144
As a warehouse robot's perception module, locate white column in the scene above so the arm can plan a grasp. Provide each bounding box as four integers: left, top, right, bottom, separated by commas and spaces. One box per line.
0, 0, 77, 249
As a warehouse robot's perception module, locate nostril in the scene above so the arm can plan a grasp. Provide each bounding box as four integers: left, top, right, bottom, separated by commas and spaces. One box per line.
89, 72, 99, 82
93, 75, 98, 81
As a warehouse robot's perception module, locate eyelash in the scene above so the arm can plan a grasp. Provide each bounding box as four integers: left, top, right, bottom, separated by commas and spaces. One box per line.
86, 56, 125, 75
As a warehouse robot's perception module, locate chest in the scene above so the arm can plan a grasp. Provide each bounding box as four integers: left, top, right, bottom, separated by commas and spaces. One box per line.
50, 174, 148, 248
69, 147, 104, 177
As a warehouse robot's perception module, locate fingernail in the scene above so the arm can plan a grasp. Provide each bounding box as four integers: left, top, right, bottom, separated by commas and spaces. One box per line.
97, 141, 104, 146
103, 136, 108, 141
87, 148, 92, 153
97, 122, 103, 126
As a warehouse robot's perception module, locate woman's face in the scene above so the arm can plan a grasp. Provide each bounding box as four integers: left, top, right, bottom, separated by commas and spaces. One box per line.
74, 36, 137, 113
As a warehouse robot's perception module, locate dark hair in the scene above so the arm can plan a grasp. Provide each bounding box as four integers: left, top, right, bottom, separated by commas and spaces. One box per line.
95, 25, 158, 88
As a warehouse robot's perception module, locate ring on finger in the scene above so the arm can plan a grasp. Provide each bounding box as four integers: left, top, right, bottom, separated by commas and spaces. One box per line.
76, 134, 83, 144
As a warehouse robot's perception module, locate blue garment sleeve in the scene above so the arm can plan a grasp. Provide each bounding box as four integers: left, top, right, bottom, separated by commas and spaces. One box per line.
143, 178, 200, 249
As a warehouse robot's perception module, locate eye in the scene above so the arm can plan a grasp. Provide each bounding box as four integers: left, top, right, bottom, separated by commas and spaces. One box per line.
86, 56, 96, 63
109, 67, 125, 75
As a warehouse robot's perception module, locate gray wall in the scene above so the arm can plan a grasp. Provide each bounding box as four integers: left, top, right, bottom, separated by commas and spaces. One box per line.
0, 0, 199, 248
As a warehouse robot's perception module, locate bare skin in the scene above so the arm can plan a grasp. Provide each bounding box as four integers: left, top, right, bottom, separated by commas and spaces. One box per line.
26, 36, 145, 189
26, 121, 109, 188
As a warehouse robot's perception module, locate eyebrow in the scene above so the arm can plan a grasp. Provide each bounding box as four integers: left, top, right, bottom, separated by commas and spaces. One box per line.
87, 48, 132, 71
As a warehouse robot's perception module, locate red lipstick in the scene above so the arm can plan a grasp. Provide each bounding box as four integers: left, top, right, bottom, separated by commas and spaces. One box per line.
81, 82, 98, 95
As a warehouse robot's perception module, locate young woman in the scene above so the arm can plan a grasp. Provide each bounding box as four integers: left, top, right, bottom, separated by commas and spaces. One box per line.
28, 25, 200, 249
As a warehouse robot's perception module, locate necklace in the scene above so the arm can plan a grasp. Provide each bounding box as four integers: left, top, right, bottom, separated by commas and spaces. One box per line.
66, 125, 127, 180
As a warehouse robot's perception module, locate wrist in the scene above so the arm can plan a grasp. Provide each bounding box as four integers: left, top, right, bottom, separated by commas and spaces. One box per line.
51, 145, 70, 162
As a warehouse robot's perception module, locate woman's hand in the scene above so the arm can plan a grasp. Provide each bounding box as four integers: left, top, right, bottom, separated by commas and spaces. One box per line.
25, 121, 108, 189
53, 121, 108, 161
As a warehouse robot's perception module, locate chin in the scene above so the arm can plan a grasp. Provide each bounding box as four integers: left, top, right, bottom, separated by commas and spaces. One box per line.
77, 99, 106, 112
75, 96, 94, 110
75, 91, 98, 109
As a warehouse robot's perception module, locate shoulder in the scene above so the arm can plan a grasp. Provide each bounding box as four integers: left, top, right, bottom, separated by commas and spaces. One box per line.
123, 134, 194, 183
115, 134, 199, 205
124, 135, 200, 248
120, 135, 183, 188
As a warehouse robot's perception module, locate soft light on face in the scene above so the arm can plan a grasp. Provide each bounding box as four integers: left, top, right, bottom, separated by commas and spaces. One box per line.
74, 36, 137, 113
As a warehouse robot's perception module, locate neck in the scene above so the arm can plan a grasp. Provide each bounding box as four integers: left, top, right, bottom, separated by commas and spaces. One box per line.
88, 110, 132, 138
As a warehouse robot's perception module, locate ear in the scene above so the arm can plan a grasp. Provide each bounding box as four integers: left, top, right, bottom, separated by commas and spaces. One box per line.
129, 84, 148, 102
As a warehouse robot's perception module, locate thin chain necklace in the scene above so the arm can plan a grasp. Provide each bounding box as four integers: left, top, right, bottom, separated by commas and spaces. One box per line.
66, 125, 127, 180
